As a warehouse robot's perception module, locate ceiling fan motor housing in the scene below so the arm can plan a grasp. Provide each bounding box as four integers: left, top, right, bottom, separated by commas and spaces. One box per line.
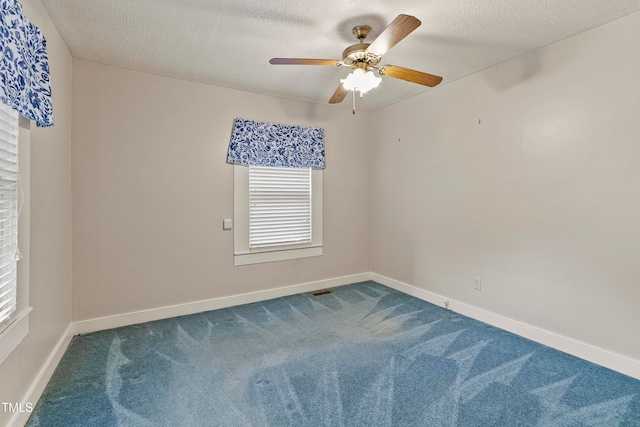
342, 43, 378, 66
342, 25, 381, 68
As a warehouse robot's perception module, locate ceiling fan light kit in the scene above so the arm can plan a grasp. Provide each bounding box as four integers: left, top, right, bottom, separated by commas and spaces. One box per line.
341, 69, 381, 96
269, 14, 443, 112
341, 68, 382, 114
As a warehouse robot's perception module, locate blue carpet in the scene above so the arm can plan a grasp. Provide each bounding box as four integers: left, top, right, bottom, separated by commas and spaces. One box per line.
26, 281, 640, 426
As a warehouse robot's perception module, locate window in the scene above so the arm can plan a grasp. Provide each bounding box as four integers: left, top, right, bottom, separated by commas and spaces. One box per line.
0, 104, 20, 329
0, 103, 30, 365
233, 165, 322, 266
249, 166, 311, 248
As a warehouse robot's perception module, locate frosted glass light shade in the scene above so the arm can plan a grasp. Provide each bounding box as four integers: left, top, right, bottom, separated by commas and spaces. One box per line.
341, 69, 381, 94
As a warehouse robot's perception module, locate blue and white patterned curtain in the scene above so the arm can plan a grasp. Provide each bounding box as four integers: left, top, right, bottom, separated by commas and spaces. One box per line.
227, 118, 325, 169
0, 0, 54, 127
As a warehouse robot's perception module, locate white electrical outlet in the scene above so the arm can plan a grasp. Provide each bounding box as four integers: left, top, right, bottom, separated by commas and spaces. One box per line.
474, 277, 482, 291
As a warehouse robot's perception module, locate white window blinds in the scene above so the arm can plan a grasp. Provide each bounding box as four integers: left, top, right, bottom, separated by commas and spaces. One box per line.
0, 103, 19, 327
249, 166, 312, 249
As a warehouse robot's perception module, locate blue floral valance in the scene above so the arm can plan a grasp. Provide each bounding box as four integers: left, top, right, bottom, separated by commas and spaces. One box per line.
0, 0, 54, 127
227, 118, 325, 169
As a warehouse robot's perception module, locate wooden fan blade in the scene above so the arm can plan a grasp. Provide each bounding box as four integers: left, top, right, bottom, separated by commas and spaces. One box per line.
269, 58, 342, 66
366, 14, 421, 57
379, 65, 443, 87
329, 83, 349, 104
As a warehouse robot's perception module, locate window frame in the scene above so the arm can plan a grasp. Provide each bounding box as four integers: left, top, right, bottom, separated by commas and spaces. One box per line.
233, 165, 322, 266
0, 108, 31, 365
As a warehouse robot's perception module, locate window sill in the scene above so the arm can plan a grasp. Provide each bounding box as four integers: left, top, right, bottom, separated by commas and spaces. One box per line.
0, 307, 32, 365
234, 245, 322, 266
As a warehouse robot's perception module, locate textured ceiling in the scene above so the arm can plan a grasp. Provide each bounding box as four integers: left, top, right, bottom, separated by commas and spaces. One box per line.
42, 0, 640, 112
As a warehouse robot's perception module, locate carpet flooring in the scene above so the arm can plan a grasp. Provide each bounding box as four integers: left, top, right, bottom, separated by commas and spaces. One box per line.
26, 281, 640, 426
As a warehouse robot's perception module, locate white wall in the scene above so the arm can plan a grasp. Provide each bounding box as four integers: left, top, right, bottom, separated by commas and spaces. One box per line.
0, 1, 73, 426
370, 12, 640, 361
71, 60, 370, 321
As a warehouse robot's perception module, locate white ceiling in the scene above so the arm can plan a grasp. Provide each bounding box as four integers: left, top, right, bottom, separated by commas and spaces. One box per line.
42, 0, 640, 112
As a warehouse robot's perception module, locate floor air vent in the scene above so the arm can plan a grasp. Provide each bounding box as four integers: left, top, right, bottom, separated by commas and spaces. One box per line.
310, 290, 333, 297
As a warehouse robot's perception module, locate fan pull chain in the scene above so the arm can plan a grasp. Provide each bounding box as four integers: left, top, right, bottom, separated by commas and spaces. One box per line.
352, 89, 356, 114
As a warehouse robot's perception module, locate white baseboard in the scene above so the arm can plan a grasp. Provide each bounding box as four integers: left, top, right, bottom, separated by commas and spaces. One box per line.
371, 272, 640, 381
72, 272, 372, 336
8, 324, 74, 427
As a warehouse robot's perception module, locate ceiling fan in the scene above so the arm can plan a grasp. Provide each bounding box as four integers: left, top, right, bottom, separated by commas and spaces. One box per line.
270, 14, 443, 109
